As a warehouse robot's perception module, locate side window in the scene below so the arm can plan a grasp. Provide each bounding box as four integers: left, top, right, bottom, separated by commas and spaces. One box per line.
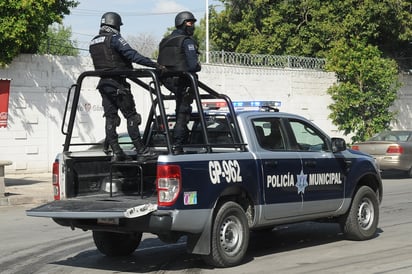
289, 120, 329, 152
189, 115, 235, 144
252, 118, 285, 150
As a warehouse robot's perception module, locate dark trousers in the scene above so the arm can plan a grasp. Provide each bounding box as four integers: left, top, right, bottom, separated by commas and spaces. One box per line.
98, 79, 142, 148
162, 76, 194, 145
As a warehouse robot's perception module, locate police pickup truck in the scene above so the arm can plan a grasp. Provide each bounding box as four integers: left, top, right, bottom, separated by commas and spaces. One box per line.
27, 69, 382, 267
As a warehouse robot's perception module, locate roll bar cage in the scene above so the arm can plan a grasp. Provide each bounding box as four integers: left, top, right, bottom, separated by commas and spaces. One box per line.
62, 69, 246, 154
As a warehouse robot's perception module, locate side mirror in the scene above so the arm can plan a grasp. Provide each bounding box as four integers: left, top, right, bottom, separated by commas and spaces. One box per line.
331, 137, 347, 152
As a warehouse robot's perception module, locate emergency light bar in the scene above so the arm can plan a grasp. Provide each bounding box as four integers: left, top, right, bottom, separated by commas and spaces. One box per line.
233, 101, 281, 108
202, 100, 281, 110
202, 101, 228, 109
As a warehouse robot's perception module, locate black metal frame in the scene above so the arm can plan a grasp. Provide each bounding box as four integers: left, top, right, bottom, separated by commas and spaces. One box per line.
61, 69, 246, 154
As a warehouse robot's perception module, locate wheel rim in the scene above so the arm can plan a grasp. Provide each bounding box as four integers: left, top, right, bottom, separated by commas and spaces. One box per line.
219, 216, 243, 256
357, 197, 374, 230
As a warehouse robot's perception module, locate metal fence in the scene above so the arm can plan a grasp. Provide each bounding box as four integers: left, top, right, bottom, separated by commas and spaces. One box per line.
204, 51, 326, 70
75, 43, 326, 70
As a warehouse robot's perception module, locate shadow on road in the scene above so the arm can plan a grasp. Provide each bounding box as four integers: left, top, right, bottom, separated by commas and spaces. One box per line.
50, 221, 379, 272
380, 171, 409, 179
5, 177, 47, 187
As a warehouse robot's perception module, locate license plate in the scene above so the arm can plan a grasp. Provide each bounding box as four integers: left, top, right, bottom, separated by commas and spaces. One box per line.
97, 218, 119, 225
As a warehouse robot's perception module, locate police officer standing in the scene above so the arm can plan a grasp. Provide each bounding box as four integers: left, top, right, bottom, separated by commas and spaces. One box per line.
89, 12, 162, 161
158, 11, 201, 154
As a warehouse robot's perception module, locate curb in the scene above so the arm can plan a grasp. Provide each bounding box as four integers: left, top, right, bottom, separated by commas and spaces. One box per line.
1, 173, 54, 207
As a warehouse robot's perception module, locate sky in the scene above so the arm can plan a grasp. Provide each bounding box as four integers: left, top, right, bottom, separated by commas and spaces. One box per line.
62, 0, 222, 51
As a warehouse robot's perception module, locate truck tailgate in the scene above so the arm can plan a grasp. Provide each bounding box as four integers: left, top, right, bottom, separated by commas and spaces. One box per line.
26, 197, 158, 219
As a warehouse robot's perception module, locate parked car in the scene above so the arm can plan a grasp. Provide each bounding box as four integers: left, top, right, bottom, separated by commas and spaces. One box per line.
352, 130, 412, 177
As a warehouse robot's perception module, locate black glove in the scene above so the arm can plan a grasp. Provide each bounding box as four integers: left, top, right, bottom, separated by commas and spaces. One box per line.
154, 63, 168, 77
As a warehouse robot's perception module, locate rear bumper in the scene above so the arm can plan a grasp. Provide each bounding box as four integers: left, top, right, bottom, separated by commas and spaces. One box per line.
26, 199, 166, 233
50, 211, 174, 234
375, 155, 412, 171
27, 199, 211, 235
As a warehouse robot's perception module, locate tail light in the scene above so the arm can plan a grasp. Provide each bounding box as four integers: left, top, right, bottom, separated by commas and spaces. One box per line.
156, 165, 181, 207
387, 145, 404, 154
52, 160, 60, 200
351, 145, 359, 150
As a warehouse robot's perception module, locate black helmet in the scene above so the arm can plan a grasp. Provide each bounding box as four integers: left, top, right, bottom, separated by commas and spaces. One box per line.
100, 12, 123, 30
175, 11, 197, 27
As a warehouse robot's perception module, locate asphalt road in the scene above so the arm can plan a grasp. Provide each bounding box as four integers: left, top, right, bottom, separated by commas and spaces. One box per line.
1, 176, 411, 274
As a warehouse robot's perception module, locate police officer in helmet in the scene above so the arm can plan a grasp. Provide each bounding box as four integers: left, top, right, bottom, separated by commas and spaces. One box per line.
158, 11, 201, 154
90, 12, 163, 161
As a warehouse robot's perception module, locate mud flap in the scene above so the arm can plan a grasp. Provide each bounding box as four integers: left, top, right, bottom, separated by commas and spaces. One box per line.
186, 208, 213, 255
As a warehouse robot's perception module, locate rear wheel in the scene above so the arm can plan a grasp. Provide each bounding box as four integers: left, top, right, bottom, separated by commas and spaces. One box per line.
341, 186, 379, 240
92, 231, 142, 256
203, 201, 249, 267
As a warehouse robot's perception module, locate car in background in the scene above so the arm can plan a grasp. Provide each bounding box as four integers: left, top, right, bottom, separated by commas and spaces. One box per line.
352, 130, 412, 177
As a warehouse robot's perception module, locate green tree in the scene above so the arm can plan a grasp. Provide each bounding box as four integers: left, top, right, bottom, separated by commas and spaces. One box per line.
210, 0, 412, 63
0, 0, 78, 66
210, 0, 411, 141
38, 24, 79, 56
326, 39, 400, 143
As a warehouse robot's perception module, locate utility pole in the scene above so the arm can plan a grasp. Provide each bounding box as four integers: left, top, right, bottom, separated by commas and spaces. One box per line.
205, 0, 210, 63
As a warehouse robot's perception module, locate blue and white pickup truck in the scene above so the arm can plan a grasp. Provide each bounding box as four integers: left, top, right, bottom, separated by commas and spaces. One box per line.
27, 69, 383, 267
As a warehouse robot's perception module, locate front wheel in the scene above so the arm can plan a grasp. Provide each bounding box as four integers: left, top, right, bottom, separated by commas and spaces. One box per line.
341, 186, 379, 240
203, 201, 249, 267
92, 231, 142, 256
406, 167, 412, 178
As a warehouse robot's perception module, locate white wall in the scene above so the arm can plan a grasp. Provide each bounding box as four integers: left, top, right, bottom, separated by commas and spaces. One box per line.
1, 55, 93, 173
1, 54, 410, 174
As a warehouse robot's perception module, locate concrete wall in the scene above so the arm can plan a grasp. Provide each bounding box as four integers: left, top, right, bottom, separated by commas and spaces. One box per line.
1, 54, 410, 174
392, 74, 412, 129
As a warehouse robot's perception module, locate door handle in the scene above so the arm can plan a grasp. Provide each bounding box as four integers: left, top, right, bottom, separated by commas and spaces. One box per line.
264, 160, 278, 168
304, 160, 316, 167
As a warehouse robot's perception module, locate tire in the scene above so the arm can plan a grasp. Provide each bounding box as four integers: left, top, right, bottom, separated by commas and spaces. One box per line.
92, 231, 142, 257
407, 167, 412, 178
341, 186, 379, 240
203, 201, 249, 267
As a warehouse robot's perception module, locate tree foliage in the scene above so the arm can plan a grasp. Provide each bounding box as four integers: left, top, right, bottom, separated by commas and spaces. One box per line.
210, 0, 411, 141
210, 0, 412, 62
326, 39, 400, 142
0, 0, 78, 66
38, 24, 79, 56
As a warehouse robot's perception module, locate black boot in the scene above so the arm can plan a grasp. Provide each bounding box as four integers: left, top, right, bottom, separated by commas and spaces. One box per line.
111, 143, 132, 161
133, 138, 157, 158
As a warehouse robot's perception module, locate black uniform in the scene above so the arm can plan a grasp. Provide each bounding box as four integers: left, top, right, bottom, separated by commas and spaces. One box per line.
89, 27, 158, 158
158, 29, 201, 147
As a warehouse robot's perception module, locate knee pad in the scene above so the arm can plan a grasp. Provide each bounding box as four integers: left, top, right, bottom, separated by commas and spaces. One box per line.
127, 113, 142, 127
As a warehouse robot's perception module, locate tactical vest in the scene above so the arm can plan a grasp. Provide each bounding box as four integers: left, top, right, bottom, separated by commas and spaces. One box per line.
89, 33, 132, 70
158, 35, 192, 72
